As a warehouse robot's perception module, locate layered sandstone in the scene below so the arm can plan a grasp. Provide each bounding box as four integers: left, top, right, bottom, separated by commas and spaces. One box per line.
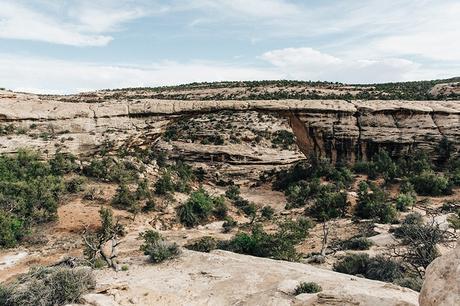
1, 90, 459, 164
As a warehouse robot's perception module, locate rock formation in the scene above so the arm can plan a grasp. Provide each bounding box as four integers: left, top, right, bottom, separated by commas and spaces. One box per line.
419, 240, 460, 305
87, 250, 419, 306
1, 90, 459, 165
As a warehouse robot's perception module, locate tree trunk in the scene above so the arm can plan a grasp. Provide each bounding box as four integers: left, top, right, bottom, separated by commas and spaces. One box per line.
321, 221, 330, 256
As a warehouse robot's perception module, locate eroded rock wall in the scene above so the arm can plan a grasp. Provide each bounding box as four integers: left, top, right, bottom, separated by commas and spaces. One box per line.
1, 90, 459, 163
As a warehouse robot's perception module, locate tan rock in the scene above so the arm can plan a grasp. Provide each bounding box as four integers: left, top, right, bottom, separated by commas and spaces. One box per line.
419, 240, 460, 306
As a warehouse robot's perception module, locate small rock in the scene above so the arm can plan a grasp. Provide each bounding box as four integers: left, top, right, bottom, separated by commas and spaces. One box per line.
82, 293, 119, 306
277, 279, 299, 295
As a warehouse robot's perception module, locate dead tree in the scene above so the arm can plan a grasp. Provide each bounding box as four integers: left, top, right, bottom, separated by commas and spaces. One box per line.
82, 206, 125, 271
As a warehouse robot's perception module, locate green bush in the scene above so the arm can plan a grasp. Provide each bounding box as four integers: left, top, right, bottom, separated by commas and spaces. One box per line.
272, 130, 296, 149
222, 216, 237, 233
49, 152, 79, 175
65, 176, 86, 193
225, 185, 241, 201
185, 236, 217, 252
294, 282, 322, 295
0, 212, 25, 248
307, 188, 348, 221
83, 157, 138, 183
111, 183, 136, 210
396, 193, 416, 211
139, 230, 181, 263
355, 181, 396, 223
342, 237, 373, 250
0, 150, 67, 247
177, 188, 224, 227
261, 206, 275, 220
219, 218, 312, 261
410, 171, 452, 196
213, 197, 228, 219
0, 266, 95, 306
394, 276, 423, 292
154, 171, 175, 195
333, 253, 370, 276
333, 254, 403, 282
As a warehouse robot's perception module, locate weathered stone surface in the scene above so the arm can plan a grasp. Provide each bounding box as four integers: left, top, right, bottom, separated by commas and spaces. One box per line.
91, 250, 418, 306
1, 91, 459, 163
419, 240, 460, 306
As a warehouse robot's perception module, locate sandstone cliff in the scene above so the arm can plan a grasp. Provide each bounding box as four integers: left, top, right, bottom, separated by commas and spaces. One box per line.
1, 90, 459, 164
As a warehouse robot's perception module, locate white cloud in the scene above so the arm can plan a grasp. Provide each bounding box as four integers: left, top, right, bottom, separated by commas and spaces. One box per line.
260, 47, 457, 83
261, 48, 342, 69
0, 1, 113, 46
0, 55, 281, 94
190, 0, 299, 18
0, 0, 151, 46
1, 48, 457, 94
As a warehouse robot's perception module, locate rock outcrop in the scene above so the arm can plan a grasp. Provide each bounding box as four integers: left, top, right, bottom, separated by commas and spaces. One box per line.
90, 249, 419, 306
1, 90, 459, 164
419, 240, 460, 306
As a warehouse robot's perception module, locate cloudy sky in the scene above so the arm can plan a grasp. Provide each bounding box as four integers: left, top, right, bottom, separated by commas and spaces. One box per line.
0, 0, 459, 93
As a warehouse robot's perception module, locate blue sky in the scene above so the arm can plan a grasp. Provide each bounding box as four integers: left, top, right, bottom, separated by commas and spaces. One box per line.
0, 0, 459, 93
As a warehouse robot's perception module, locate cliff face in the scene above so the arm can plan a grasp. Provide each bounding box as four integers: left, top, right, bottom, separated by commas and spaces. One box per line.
1, 90, 459, 164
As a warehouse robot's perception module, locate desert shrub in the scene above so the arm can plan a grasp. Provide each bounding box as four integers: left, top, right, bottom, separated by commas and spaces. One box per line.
261, 206, 275, 220
307, 188, 348, 221
401, 212, 423, 225
139, 230, 180, 263
273, 160, 312, 191
325, 167, 353, 187
272, 130, 295, 149
185, 236, 217, 252
135, 179, 151, 200
284, 179, 322, 209
49, 152, 79, 175
222, 216, 237, 233
355, 181, 396, 223
398, 181, 417, 207
393, 217, 449, 270
410, 170, 452, 196
294, 282, 322, 295
353, 150, 398, 181
111, 183, 136, 211
0, 212, 25, 248
142, 198, 156, 212
213, 197, 228, 219
397, 151, 433, 177
201, 134, 225, 145
177, 188, 224, 227
225, 185, 241, 201
154, 171, 175, 195
365, 256, 404, 282
219, 218, 312, 261
333, 253, 370, 276
83, 157, 137, 182
0, 266, 95, 306
241, 202, 257, 222
334, 254, 403, 282
447, 211, 460, 231
394, 276, 423, 292
65, 176, 86, 193
342, 237, 373, 250
171, 160, 194, 192
396, 193, 416, 211
0, 150, 67, 247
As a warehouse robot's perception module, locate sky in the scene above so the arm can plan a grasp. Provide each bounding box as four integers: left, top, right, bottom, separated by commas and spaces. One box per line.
0, 0, 459, 94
